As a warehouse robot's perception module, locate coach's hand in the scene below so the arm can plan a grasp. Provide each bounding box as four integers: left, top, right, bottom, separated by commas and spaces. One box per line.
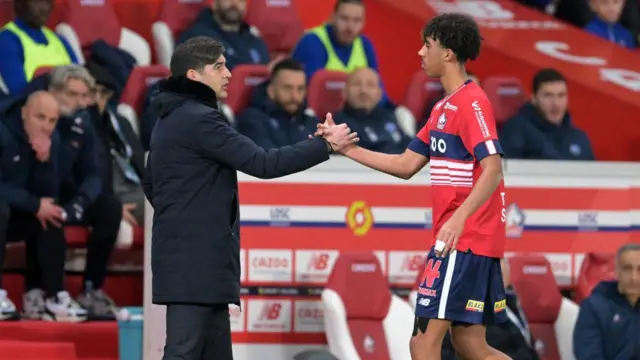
309, 113, 359, 152
435, 213, 465, 257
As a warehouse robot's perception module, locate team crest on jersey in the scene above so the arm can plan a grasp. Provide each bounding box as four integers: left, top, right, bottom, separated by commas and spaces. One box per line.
436, 113, 447, 129
506, 203, 525, 238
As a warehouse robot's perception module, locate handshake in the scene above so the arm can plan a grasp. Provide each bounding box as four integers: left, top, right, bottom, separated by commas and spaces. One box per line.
310, 113, 360, 153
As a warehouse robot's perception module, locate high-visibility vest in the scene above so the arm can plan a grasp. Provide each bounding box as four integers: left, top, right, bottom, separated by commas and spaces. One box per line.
3, 21, 72, 82
309, 24, 368, 72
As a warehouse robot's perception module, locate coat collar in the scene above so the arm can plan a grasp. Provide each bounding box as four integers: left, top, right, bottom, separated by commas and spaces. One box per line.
157, 76, 219, 110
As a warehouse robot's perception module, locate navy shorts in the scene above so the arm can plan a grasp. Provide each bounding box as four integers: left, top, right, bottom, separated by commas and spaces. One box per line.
414, 247, 508, 325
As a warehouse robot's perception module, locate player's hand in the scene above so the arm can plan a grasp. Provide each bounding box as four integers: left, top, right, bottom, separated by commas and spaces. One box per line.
434, 213, 466, 257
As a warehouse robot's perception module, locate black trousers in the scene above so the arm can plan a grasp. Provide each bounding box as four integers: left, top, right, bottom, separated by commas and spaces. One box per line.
25, 193, 122, 292
163, 303, 234, 360
81, 193, 121, 290
0, 201, 66, 297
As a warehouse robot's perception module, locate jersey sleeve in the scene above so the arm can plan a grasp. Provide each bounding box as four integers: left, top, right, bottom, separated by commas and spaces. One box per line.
407, 125, 430, 158
459, 97, 503, 161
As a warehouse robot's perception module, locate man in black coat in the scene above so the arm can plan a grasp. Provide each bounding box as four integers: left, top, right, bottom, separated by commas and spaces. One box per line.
143, 36, 357, 360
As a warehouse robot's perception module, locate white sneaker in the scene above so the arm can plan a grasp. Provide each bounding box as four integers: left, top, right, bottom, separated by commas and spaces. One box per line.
0, 289, 20, 321
23, 288, 45, 320
42, 291, 88, 322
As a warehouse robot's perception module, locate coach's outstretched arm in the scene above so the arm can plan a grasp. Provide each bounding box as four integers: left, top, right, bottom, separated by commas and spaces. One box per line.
191, 112, 358, 179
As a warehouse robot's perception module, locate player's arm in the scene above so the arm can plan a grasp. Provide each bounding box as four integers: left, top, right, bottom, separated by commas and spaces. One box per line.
342, 126, 430, 179
455, 98, 504, 221
455, 154, 503, 219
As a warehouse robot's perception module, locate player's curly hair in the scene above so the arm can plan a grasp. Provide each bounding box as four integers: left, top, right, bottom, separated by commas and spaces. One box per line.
422, 13, 483, 63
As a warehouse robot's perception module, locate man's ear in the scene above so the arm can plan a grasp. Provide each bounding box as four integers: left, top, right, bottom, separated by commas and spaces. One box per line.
444, 48, 455, 63
186, 69, 199, 81
266, 83, 275, 99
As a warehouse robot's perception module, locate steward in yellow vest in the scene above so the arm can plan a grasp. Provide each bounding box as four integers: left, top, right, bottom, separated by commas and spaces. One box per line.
3, 21, 72, 83
308, 24, 368, 73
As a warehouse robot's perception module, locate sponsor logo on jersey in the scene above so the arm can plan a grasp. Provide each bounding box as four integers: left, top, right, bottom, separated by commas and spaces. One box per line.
444, 102, 458, 111
494, 299, 506, 312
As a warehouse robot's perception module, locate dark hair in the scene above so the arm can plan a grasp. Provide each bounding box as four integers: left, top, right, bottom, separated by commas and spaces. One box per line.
271, 59, 304, 78
334, 0, 363, 12
422, 13, 482, 63
532, 68, 566, 94
170, 36, 225, 77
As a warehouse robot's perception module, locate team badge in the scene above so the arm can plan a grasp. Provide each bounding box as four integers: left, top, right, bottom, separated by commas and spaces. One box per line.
506, 203, 525, 238
436, 113, 447, 129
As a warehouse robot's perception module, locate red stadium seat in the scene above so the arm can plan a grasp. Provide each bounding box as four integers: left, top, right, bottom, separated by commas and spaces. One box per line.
402, 70, 444, 121
482, 76, 526, 125
152, 0, 208, 67
307, 70, 348, 118
55, 0, 150, 65
224, 64, 270, 117
64, 226, 144, 249
117, 65, 170, 135
245, 0, 304, 53
509, 255, 578, 360
574, 253, 616, 303
0, 0, 13, 28
322, 252, 414, 360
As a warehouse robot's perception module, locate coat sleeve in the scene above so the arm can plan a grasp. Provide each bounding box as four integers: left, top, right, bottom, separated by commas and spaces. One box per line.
573, 298, 606, 360
69, 121, 102, 210
191, 113, 330, 179
142, 151, 153, 207
0, 168, 41, 214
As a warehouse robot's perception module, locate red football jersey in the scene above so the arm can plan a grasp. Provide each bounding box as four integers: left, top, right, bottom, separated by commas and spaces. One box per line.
407, 80, 506, 258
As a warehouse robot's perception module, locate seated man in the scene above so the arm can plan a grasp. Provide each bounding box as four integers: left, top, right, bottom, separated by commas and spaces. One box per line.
574, 243, 640, 360
499, 68, 595, 160
441, 258, 540, 360
584, 0, 636, 49
236, 59, 319, 149
0, 91, 85, 322
0, 0, 78, 95
335, 68, 410, 154
292, 0, 379, 80
20, 65, 120, 320
86, 64, 145, 227
177, 0, 269, 71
